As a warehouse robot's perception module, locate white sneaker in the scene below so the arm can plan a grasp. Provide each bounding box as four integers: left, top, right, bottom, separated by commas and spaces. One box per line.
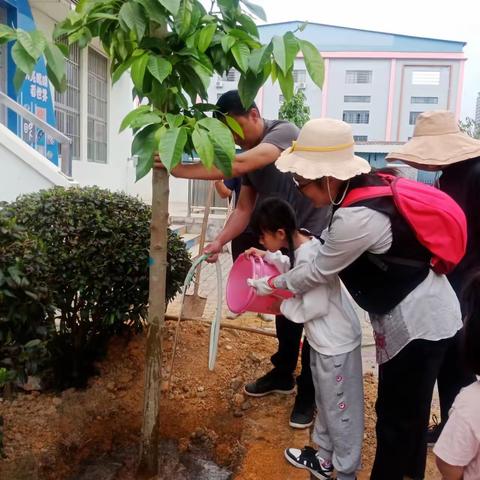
258, 313, 275, 322
226, 310, 240, 319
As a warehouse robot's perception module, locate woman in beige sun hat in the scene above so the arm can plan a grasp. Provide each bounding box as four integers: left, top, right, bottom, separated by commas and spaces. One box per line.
248, 118, 462, 479
387, 110, 479, 450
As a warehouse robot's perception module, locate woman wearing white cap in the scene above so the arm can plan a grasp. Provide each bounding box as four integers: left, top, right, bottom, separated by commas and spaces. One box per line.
248, 118, 462, 479
386, 110, 479, 445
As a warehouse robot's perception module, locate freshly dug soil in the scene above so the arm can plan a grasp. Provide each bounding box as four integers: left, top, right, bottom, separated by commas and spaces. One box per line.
0, 319, 441, 479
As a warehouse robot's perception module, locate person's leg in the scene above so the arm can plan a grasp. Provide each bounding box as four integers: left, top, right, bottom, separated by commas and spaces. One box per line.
315, 346, 363, 480
437, 328, 476, 427
371, 337, 452, 480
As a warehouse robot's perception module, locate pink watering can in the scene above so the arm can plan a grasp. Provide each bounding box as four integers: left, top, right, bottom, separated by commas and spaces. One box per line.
226, 254, 293, 315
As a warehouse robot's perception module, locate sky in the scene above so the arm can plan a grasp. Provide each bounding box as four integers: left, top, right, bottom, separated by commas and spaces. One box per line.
254, 0, 480, 120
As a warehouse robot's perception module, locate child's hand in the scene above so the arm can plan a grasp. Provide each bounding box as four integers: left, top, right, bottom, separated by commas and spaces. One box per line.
244, 247, 266, 259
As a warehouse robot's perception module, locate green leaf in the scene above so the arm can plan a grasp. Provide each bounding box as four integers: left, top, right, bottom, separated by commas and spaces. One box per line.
238, 71, 264, 109
136, 154, 153, 182
197, 117, 235, 176
272, 35, 288, 75
299, 39, 324, 88
175, 0, 193, 38
283, 32, 299, 71
231, 42, 250, 73
192, 127, 214, 168
238, 14, 259, 38
0, 24, 15, 42
198, 23, 216, 53
248, 43, 272, 74
190, 60, 212, 90
13, 69, 26, 93
240, 0, 267, 21
130, 112, 163, 129
24, 339, 42, 349
158, 127, 188, 172
166, 113, 184, 128
120, 105, 152, 132
225, 115, 244, 139
11, 42, 36, 75
132, 125, 158, 180
111, 54, 139, 84
119, 1, 147, 41
277, 68, 294, 102
131, 53, 149, 92
17, 30, 46, 62
221, 34, 236, 53
44, 43, 67, 89
136, 0, 166, 24
148, 56, 172, 83
159, 0, 181, 15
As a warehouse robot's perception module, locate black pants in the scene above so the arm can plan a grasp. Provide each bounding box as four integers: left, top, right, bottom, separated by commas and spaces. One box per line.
371, 337, 453, 480
437, 328, 475, 425
231, 231, 315, 404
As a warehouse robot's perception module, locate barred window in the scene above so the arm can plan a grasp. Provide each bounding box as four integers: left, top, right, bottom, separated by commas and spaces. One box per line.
345, 70, 372, 84
88, 48, 108, 163
293, 69, 306, 83
353, 135, 368, 142
222, 69, 237, 82
412, 71, 440, 85
55, 40, 80, 160
411, 96, 439, 104
343, 110, 370, 124
409, 111, 423, 125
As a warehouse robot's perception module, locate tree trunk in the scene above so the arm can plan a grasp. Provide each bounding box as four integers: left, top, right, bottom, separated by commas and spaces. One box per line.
137, 167, 169, 476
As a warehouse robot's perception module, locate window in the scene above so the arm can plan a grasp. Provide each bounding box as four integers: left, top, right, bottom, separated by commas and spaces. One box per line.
409, 111, 423, 125
344, 95, 371, 103
222, 69, 237, 82
293, 69, 306, 83
353, 135, 368, 142
88, 48, 108, 163
345, 70, 372, 84
279, 94, 285, 103
343, 110, 370, 124
55, 40, 80, 160
411, 96, 439, 104
412, 71, 440, 86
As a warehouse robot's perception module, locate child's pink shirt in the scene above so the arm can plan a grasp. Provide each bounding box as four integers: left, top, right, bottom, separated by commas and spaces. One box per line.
434, 380, 480, 480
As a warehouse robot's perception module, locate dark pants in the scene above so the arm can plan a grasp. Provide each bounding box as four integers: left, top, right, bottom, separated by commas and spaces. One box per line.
231, 231, 315, 404
437, 328, 475, 425
371, 337, 452, 480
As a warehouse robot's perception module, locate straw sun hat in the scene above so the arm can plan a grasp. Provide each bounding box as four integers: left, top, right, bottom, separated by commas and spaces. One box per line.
275, 118, 371, 180
386, 110, 480, 166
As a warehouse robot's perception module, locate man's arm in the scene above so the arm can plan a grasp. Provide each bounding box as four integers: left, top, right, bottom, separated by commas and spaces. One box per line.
158, 143, 281, 180
204, 184, 256, 261
214, 180, 233, 199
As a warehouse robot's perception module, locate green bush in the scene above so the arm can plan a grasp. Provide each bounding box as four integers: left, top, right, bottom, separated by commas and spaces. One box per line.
3, 187, 191, 388
0, 214, 53, 391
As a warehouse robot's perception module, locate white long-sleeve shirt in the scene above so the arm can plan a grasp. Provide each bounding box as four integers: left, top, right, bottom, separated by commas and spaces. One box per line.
274, 207, 462, 363
264, 237, 361, 356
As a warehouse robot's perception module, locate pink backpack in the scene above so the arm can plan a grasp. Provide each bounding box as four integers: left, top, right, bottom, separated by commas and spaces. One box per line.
342, 173, 467, 274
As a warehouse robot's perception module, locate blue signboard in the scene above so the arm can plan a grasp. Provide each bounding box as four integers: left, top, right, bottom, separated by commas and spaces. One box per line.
3, 0, 59, 164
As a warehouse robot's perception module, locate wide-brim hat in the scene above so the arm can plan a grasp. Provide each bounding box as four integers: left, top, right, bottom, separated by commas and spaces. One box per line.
275, 118, 371, 180
386, 110, 480, 166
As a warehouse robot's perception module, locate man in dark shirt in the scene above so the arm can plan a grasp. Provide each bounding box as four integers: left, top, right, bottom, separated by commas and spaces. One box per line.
163, 90, 329, 428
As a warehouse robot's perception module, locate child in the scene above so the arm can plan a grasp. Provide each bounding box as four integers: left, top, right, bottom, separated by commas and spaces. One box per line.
246, 197, 363, 480
434, 271, 480, 480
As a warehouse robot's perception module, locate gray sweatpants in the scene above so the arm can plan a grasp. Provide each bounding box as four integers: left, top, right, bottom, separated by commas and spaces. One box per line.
310, 345, 364, 480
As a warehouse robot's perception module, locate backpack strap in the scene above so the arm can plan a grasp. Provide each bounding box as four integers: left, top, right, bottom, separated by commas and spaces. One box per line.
342, 185, 393, 207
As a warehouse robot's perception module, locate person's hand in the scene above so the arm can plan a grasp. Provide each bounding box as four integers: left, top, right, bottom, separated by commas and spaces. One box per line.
247, 276, 274, 296
153, 154, 166, 170
204, 240, 223, 263
244, 247, 266, 259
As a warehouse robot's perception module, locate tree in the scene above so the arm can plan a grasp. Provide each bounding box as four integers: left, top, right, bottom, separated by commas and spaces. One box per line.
2, 2, 324, 475
279, 89, 310, 127
459, 117, 480, 139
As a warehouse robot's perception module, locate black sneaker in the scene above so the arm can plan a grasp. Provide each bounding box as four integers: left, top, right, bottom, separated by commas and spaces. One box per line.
244, 371, 295, 397
284, 446, 333, 479
289, 396, 315, 429
427, 414, 443, 447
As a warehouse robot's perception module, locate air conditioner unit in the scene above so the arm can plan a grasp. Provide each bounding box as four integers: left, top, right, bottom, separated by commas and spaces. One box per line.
216, 80, 223, 88
296, 82, 307, 89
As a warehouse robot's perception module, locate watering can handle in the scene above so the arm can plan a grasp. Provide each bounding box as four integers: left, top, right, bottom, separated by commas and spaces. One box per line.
250, 254, 265, 281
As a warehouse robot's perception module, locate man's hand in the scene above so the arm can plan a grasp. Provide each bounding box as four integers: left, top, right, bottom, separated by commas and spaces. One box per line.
204, 240, 223, 263
153, 154, 166, 170
247, 276, 274, 296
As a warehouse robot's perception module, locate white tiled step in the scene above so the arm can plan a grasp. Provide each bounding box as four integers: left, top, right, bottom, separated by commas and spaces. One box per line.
170, 224, 187, 236
181, 233, 200, 251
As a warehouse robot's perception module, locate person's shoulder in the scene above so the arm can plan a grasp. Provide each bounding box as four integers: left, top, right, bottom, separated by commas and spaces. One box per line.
263, 119, 299, 136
